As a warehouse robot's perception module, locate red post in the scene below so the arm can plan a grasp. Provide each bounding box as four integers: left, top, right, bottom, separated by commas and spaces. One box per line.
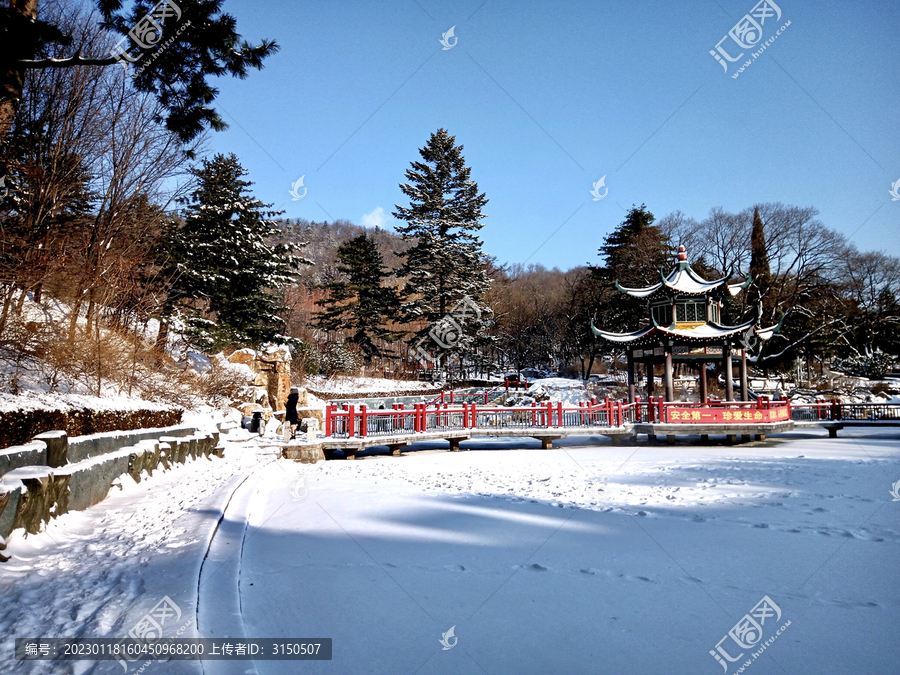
325, 404, 333, 437
471, 403, 477, 428
462, 403, 469, 429
348, 405, 356, 438
557, 402, 563, 428
484, 390, 489, 404
450, 390, 454, 404
648, 396, 655, 423
360, 404, 367, 437
546, 401, 553, 427
532, 403, 537, 427
658, 397, 665, 423
605, 397, 613, 425
635, 396, 642, 423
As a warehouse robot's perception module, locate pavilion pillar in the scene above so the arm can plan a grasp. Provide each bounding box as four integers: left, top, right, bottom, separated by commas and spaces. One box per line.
740, 349, 749, 402
664, 351, 674, 402
699, 362, 708, 404
724, 345, 734, 402
627, 352, 636, 403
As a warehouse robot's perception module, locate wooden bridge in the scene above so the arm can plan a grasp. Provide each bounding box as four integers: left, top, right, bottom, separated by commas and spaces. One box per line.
319, 398, 900, 458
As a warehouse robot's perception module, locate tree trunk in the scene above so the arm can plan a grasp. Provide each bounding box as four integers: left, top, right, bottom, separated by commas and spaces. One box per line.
67, 293, 83, 344
0, 285, 15, 333
0, 0, 39, 146
85, 291, 95, 336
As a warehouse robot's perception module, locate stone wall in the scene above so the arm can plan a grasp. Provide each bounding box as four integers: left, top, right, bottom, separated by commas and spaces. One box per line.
0, 430, 220, 541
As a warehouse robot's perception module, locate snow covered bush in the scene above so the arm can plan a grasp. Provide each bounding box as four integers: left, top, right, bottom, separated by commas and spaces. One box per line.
832, 354, 894, 380
318, 343, 361, 377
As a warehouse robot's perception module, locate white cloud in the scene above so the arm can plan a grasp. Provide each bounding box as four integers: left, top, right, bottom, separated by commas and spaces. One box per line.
361, 206, 387, 228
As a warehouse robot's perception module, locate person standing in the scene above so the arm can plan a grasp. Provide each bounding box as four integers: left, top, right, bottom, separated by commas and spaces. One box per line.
284, 387, 300, 441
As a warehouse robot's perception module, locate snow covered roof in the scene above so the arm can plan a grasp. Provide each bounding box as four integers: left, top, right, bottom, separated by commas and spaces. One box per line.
614, 246, 751, 298
590, 317, 781, 346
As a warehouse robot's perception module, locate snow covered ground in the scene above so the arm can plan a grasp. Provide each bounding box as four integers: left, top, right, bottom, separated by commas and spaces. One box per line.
305, 376, 438, 395
2, 429, 899, 674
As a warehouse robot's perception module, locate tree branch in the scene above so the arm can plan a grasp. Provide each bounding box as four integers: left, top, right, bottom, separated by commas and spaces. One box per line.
18, 52, 119, 69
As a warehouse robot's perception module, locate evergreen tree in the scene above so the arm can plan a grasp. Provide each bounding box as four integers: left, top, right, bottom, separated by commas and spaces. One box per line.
749, 206, 772, 307
393, 129, 493, 363
1, 0, 278, 147
312, 233, 399, 363
157, 153, 300, 350
590, 205, 672, 331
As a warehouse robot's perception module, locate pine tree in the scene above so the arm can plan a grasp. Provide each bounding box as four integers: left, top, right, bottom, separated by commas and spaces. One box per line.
312, 233, 399, 363
393, 129, 493, 365
591, 204, 673, 331
0, 0, 278, 147
157, 153, 300, 350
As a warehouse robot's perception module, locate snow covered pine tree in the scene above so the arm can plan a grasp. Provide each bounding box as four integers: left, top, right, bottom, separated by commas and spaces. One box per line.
312, 233, 400, 363
157, 153, 301, 350
393, 129, 493, 375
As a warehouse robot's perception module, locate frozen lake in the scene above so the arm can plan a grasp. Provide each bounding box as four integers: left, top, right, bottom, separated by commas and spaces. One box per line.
2, 429, 898, 674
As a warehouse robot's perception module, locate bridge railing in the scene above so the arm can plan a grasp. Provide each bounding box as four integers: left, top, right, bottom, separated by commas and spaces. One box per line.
322, 398, 900, 439
789, 399, 900, 422
325, 399, 628, 438
426, 384, 515, 408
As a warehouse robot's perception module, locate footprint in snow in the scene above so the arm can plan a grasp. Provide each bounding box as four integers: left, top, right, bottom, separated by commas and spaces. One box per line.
523, 563, 547, 572
753, 524, 769, 528
444, 564, 465, 572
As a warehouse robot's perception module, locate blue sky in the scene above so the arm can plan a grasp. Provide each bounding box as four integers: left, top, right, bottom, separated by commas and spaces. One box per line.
203, 0, 899, 270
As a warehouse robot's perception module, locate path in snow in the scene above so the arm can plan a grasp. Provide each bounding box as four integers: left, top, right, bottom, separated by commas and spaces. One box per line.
0, 437, 274, 675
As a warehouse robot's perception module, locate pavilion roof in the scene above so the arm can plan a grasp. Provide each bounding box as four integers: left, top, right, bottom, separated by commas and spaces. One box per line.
614, 246, 751, 298
590, 317, 783, 347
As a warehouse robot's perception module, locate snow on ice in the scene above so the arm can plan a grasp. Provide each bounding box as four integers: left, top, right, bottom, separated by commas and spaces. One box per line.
1, 430, 898, 674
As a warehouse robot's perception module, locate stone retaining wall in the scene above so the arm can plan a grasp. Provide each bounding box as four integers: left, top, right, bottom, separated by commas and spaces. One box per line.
0, 429, 220, 542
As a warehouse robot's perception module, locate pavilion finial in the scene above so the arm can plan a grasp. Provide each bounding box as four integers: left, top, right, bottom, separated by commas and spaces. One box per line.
677, 245, 687, 262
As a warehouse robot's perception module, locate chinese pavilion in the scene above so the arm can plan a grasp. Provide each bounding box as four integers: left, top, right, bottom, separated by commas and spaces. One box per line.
590, 246, 782, 404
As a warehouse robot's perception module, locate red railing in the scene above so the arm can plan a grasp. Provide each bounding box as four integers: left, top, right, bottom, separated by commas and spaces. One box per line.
322, 398, 900, 439
426, 384, 513, 408
325, 398, 629, 438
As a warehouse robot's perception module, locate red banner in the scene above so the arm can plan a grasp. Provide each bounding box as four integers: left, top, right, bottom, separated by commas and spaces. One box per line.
666, 406, 790, 424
